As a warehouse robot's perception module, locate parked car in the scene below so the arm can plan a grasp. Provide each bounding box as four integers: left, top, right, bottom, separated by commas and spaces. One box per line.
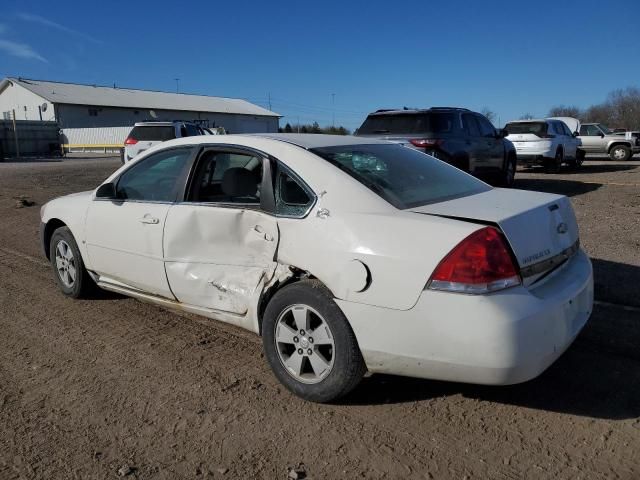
40, 134, 593, 403
504, 117, 583, 171
202, 126, 226, 135
122, 121, 205, 163
355, 107, 517, 186
578, 123, 639, 161
612, 129, 640, 155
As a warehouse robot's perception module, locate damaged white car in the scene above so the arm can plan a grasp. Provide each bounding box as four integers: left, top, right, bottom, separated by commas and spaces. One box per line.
40, 134, 594, 402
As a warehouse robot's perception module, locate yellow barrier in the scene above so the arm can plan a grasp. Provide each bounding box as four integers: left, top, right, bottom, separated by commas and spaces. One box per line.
62, 144, 122, 153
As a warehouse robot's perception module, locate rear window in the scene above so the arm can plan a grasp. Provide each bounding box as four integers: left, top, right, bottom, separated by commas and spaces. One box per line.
310, 144, 489, 209
504, 122, 548, 136
129, 126, 176, 141
358, 112, 457, 135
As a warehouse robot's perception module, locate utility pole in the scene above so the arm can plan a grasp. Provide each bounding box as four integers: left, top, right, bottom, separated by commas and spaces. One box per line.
331, 93, 335, 127
297, 116, 300, 133
174, 78, 180, 93
11, 109, 19, 158
268, 93, 272, 111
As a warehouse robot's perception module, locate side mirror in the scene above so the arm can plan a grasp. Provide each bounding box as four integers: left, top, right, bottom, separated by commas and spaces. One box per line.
496, 128, 507, 138
573, 131, 579, 137
600, 133, 605, 138
95, 182, 116, 199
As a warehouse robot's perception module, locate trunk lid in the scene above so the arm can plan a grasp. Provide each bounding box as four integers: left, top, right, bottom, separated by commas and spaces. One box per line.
411, 188, 580, 284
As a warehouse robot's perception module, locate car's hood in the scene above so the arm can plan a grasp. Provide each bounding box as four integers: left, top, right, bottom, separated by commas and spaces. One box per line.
410, 188, 579, 282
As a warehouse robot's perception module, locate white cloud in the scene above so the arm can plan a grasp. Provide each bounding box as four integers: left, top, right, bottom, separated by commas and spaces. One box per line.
17, 13, 101, 44
0, 39, 47, 62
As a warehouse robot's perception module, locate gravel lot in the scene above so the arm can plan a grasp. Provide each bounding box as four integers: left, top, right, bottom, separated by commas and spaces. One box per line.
0, 155, 638, 479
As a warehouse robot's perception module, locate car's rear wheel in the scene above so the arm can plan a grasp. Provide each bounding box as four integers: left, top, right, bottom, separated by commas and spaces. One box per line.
499, 154, 517, 187
50, 227, 94, 298
609, 144, 631, 161
545, 149, 562, 173
262, 280, 366, 403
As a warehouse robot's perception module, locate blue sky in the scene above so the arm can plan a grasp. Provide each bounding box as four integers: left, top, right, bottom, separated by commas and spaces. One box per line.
0, 0, 638, 130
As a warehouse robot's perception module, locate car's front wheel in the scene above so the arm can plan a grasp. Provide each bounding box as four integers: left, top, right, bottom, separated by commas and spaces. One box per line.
262, 280, 366, 403
50, 227, 94, 298
609, 144, 632, 161
570, 149, 585, 169
544, 149, 563, 173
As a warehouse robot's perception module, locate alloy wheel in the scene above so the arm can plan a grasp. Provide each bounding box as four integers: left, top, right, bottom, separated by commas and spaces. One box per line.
274, 304, 335, 384
55, 240, 76, 288
612, 147, 626, 160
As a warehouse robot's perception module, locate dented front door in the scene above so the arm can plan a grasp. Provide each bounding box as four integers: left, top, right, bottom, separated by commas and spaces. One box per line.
163, 205, 279, 315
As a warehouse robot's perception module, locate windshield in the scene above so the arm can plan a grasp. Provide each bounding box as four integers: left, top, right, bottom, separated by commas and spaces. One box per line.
310, 144, 489, 209
504, 122, 548, 136
358, 112, 457, 135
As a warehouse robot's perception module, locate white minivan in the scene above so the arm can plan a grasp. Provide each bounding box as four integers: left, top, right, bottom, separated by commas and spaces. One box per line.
123, 121, 205, 163
505, 117, 583, 172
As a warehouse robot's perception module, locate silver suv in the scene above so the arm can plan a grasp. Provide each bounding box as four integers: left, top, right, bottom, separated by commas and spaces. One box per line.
578, 123, 639, 161
122, 121, 205, 163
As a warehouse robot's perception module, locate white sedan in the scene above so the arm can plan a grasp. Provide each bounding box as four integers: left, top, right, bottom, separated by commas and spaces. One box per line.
40, 134, 593, 402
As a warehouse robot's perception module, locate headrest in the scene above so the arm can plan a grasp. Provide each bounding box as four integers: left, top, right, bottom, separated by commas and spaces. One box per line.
221, 168, 258, 197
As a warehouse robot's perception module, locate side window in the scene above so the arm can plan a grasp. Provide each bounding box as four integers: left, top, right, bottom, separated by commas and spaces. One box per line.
462, 114, 480, 137
116, 148, 192, 201
275, 166, 314, 217
476, 115, 496, 138
581, 125, 600, 136
188, 150, 262, 204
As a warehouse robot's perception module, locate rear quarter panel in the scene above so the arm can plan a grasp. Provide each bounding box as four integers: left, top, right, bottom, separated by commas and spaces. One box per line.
277, 209, 481, 311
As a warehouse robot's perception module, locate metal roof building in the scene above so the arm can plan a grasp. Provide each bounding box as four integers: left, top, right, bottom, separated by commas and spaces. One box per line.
0, 77, 280, 151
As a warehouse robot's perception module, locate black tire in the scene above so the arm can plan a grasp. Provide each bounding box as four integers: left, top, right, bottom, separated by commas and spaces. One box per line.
609, 144, 631, 161
499, 153, 517, 187
262, 280, 366, 403
567, 149, 585, 170
49, 226, 94, 298
544, 149, 562, 173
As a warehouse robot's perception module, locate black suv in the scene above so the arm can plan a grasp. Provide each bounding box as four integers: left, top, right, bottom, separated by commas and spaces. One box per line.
355, 107, 517, 186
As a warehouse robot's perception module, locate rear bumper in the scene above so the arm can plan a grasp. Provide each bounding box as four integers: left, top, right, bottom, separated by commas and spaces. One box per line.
516, 153, 554, 165
338, 249, 593, 385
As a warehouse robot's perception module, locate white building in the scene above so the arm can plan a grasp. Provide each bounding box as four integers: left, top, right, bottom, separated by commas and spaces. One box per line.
0, 77, 280, 150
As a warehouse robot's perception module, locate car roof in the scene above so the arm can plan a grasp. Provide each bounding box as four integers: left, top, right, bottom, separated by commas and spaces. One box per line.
246, 133, 391, 149
133, 121, 196, 126
505, 119, 548, 123
367, 107, 471, 116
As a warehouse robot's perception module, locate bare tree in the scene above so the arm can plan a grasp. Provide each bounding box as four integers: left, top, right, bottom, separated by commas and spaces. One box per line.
548, 105, 582, 118
519, 113, 534, 120
480, 107, 496, 123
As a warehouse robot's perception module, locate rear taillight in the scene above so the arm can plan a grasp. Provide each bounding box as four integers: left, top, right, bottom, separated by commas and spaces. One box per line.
428, 226, 521, 294
410, 138, 444, 148
124, 137, 138, 145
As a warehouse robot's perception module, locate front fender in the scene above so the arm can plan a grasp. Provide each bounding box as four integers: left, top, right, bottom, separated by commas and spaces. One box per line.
40, 191, 93, 266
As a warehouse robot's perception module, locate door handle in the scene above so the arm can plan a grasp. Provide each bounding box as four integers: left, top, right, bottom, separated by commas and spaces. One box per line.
140, 214, 160, 225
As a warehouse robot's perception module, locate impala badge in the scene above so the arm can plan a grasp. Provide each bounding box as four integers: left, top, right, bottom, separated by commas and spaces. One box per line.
557, 222, 568, 234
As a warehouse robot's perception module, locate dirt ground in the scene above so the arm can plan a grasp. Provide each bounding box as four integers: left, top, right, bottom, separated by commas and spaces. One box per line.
0, 155, 638, 480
